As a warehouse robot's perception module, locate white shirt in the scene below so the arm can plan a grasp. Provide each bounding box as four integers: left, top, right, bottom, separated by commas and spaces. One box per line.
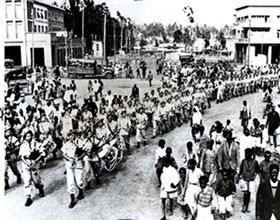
155, 147, 166, 161
192, 112, 202, 125
187, 167, 204, 185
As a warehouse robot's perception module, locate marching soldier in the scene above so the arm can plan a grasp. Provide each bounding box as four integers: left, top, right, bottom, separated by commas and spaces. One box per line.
136, 107, 148, 148
5, 128, 22, 190
118, 109, 132, 154
81, 129, 102, 190
61, 130, 85, 208
19, 130, 46, 207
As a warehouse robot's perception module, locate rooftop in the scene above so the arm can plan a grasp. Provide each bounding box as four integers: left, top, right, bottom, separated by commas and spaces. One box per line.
236, 5, 280, 11
34, 0, 64, 11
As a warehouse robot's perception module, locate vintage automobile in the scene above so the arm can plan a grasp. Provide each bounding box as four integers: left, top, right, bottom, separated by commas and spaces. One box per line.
67, 58, 115, 79
4, 59, 31, 95
179, 54, 195, 66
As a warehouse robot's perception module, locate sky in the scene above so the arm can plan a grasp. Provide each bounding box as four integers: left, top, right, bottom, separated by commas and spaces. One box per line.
59, 0, 280, 28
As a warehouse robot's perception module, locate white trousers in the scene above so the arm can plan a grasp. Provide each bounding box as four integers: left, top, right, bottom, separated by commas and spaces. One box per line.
217, 195, 233, 214
196, 205, 214, 220
136, 128, 146, 143
65, 160, 84, 194
83, 156, 93, 183
22, 163, 42, 196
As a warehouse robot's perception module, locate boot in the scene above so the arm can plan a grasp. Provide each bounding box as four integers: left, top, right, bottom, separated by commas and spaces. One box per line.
136, 142, 140, 148
5, 180, 10, 190
78, 188, 84, 200
52, 152, 57, 160
85, 181, 92, 191
25, 196, 33, 207
68, 194, 76, 208
95, 176, 101, 185
17, 174, 22, 184
37, 185, 45, 197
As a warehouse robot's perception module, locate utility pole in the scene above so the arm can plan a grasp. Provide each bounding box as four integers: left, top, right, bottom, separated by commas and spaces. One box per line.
81, 8, 85, 58
65, 29, 68, 67
247, 18, 251, 67
103, 13, 107, 64
120, 24, 123, 52
31, 0, 35, 72
113, 21, 116, 63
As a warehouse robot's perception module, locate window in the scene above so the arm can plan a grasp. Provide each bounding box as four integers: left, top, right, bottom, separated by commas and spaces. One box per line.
96, 44, 99, 51
6, 3, 13, 19
15, 3, 22, 19
45, 26, 48, 32
6, 21, 13, 39
45, 10, 47, 19
34, 8, 37, 19
34, 25, 37, 32
277, 30, 280, 39
38, 25, 40, 32
15, 21, 22, 38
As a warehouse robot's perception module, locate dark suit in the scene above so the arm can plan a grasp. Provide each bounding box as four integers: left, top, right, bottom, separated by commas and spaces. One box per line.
256, 180, 280, 220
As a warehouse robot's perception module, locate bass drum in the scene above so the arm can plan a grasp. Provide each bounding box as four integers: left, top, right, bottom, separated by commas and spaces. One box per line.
97, 143, 123, 172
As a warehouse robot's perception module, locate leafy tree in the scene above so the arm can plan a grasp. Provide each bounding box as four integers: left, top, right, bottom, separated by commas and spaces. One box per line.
140, 38, 148, 49
173, 30, 183, 43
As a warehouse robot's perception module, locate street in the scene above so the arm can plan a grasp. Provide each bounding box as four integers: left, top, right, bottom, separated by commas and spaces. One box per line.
4, 64, 279, 220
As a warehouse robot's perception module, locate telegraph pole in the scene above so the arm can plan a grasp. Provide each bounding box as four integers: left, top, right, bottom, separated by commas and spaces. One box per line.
31, 0, 35, 72
103, 13, 107, 64
247, 18, 251, 67
113, 21, 116, 63
82, 8, 85, 58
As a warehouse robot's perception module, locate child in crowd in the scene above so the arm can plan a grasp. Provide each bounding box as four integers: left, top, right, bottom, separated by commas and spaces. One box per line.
185, 159, 204, 219
199, 139, 217, 186
183, 141, 197, 167
259, 150, 272, 183
215, 169, 236, 219
177, 167, 189, 219
160, 159, 179, 220
194, 176, 217, 220
155, 139, 166, 187
237, 148, 260, 213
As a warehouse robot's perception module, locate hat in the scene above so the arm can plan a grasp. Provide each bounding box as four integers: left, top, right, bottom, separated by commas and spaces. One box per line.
121, 109, 127, 114
138, 106, 144, 111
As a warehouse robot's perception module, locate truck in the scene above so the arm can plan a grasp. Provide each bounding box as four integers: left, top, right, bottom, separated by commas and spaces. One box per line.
4, 59, 32, 95
67, 58, 115, 79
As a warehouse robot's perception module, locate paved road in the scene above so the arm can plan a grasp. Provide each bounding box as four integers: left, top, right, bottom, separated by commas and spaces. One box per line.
4, 61, 280, 220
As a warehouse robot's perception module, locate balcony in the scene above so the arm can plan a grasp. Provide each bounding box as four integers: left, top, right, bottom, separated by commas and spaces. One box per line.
236, 18, 272, 29
237, 33, 280, 44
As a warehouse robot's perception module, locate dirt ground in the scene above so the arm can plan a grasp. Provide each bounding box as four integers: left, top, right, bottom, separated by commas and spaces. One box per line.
4, 59, 280, 220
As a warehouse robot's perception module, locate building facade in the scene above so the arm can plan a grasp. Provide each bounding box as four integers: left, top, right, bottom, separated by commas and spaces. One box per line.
234, 5, 280, 65
4, 0, 83, 68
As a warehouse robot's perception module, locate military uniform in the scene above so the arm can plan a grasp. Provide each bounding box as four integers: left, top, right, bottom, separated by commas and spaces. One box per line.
19, 132, 45, 206
61, 134, 85, 208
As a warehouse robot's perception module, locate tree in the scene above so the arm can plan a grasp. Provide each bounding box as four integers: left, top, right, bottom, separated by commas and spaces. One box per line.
218, 32, 227, 50
139, 38, 147, 49
173, 30, 183, 43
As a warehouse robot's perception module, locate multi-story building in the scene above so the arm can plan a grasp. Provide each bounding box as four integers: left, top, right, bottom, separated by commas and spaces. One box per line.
4, 0, 83, 67
234, 5, 280, 65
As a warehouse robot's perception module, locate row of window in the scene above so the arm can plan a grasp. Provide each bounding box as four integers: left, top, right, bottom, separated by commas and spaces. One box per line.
34, 7, 48, 20
6, 2, 22, 19
6, 21, 22, 39
33, 25, 48, 33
